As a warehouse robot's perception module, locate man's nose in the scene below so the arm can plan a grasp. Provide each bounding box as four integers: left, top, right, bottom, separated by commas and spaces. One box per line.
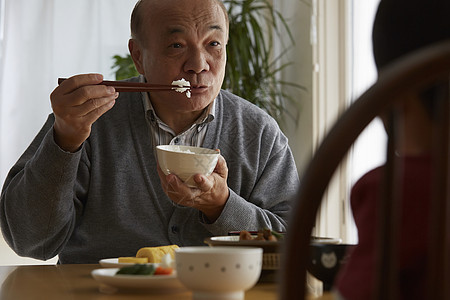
184, 48, 210, 74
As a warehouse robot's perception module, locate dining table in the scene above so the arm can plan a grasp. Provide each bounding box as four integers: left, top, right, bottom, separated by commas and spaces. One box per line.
0, 264, 334, 300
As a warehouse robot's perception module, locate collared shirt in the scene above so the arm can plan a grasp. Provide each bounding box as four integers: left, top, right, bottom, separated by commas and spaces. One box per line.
140, 75, 215, 150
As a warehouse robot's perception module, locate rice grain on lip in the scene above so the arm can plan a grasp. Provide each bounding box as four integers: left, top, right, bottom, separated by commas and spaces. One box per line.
172, 78, 191, 98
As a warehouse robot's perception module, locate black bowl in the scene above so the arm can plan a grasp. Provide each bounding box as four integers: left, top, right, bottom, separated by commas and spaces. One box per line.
307, 243, 354, 291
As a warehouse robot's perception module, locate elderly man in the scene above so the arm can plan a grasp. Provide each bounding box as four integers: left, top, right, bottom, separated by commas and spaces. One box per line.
0, 0, 299, 264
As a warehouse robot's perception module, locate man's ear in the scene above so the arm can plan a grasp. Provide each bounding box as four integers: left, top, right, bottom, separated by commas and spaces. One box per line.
128, 39, 145, 75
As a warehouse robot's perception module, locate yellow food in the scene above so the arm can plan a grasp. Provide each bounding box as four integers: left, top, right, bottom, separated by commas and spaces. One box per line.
136, 245, 179, 263
118, 257, 149, 264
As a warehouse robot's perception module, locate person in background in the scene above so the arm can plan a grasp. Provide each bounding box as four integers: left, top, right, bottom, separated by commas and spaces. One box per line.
0, 0, 299, 264
335, 0, 450, 299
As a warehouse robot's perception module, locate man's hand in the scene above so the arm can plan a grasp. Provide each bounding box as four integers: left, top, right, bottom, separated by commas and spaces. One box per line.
50, 74, 119, 152
157, 154, 230, 222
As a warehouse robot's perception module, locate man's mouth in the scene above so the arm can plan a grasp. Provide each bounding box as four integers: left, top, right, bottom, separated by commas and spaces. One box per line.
190, 84, 207, 89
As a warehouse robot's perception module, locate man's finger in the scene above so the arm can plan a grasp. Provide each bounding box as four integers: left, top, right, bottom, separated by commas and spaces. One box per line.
213, 154, 228, 177
57, 73, 104, 95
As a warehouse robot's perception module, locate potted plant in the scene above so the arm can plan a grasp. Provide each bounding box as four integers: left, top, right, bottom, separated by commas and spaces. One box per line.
112, 0, 303, 126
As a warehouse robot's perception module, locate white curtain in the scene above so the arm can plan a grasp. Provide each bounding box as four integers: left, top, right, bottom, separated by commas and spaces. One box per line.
0, 0, 137, 185
0, 0, 137, 265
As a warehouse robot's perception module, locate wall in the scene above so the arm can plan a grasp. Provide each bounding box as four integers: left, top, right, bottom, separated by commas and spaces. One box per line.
276, 0, 314, 177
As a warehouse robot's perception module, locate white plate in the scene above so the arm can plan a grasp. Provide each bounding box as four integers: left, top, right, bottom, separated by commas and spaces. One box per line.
99, 258, 157, 268
91, 268, 186, 293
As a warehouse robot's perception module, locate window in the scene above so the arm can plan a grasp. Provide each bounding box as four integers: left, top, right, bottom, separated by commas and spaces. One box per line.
349, 0, 385, 185
0, 0, 4, 64
310, 0, 383, 243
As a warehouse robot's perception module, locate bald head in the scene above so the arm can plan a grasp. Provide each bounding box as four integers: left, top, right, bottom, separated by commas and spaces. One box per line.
130, 0, 229, 43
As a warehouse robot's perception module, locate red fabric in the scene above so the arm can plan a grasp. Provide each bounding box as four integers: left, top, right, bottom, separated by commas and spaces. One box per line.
335, 155, 431, 300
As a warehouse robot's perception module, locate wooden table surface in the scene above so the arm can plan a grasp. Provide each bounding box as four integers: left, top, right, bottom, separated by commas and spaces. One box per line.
0, 264, 334, 300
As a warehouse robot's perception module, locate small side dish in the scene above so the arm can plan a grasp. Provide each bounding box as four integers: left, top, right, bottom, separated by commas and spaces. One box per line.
115, 253, 174, 276
118, 244, 179, 264
116, 257, 148, 264
239, 228, 284, 241
135, 244, 179, 263
91, 267, 186, 293
116, 263, 173, 276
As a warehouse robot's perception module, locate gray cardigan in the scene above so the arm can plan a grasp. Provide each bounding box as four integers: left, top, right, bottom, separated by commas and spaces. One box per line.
0, 88, 299, 264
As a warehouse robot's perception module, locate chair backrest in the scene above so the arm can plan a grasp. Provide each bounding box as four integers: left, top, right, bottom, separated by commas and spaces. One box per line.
280, 40, 450, 299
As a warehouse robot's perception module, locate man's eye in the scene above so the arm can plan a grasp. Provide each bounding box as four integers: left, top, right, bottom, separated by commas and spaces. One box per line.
210, 41, 220, 47
171, 43, 182, 48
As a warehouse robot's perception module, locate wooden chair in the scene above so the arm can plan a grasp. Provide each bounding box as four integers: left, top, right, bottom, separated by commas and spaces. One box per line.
280, 40, 450, 299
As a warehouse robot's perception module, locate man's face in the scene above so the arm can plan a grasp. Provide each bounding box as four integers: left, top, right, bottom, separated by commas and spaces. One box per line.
130, 0, 228, 114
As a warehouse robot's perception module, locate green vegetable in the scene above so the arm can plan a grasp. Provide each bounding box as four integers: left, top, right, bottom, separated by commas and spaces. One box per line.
271, 230, 284, 240
262, 227, 284, 240
115, 264, 156, 275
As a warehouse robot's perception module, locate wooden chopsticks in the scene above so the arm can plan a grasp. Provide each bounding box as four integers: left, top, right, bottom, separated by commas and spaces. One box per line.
57, 78, 190, 92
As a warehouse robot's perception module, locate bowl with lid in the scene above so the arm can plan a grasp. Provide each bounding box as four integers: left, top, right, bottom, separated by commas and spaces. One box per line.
308, 240, 354, 291
175, 246, 263, 300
